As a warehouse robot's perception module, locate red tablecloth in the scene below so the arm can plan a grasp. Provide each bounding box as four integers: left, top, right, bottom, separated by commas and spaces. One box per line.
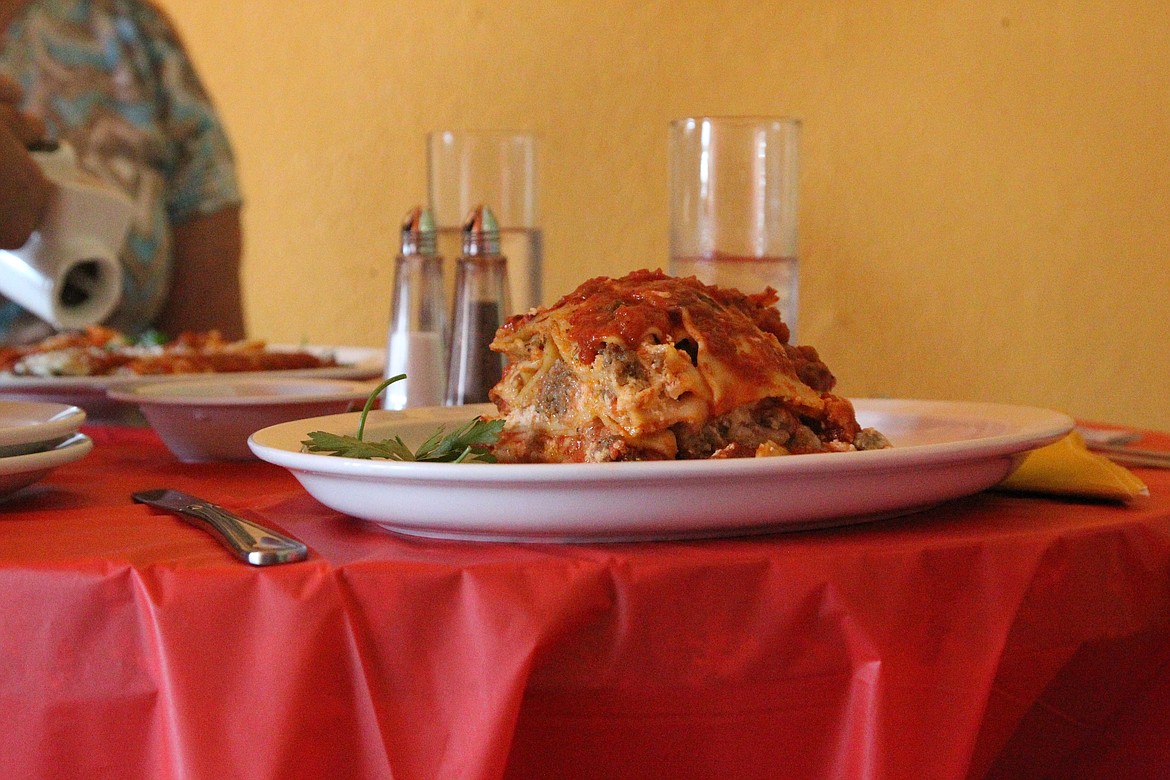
2, 425, 1170, 779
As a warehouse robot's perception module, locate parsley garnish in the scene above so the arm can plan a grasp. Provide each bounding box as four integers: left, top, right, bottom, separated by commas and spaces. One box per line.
301, 374, 503, 463
135, 329, 169, 347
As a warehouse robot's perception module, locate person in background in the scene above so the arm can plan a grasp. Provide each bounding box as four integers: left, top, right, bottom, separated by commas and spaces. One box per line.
0, 74, 50, 249
0, 0, 245, 344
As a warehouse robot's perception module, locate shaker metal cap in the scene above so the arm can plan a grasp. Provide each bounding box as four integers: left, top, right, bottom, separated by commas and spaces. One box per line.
461, 204, 502, 256
400, 206, 438, 256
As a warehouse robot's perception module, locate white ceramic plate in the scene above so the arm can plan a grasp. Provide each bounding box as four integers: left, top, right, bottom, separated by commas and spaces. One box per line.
0, 432, 93, 499
109, 377, 377, 463
0, 345, 383, 423
0, 400, 86, 456
248, 399, 1074, 543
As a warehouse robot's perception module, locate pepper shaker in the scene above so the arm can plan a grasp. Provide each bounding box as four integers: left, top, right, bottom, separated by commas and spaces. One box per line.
382, 206, 447, 409
445, 204, 509, 405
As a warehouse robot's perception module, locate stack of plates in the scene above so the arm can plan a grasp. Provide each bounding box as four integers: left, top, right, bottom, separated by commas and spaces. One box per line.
0, 401, 92, 498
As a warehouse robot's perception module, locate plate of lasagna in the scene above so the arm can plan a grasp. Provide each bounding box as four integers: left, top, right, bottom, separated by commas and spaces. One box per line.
0, 327, 383, 422
250, 398, 1071, 543
249, 270, 1073, 542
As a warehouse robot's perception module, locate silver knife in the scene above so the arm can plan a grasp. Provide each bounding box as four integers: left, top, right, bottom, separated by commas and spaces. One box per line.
133, 489, 309, 565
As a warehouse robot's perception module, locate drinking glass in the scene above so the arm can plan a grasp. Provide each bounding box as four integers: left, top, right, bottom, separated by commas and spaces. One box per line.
668, 116, 801, 339
427, 130, 541, 315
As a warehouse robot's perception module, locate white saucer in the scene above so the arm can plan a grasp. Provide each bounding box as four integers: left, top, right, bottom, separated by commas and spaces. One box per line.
0, 401, 86, 457
0, 432, 93, 498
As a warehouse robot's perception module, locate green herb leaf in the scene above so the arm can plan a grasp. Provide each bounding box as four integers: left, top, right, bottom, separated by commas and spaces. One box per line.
136, 329, 169, 347
413, 417, 505, 463
301, 430, 416, 460
300, 374, 504, 463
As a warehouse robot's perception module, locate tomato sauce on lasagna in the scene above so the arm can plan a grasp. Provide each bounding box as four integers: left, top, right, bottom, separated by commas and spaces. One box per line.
488, 269, 889, 463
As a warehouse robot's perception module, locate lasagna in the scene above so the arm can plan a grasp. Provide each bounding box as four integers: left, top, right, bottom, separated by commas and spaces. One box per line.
488, 269, 889, 462
0, 326, 338, 377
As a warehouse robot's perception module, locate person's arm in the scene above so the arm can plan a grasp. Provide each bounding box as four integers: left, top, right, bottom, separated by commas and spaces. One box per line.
0, 75, 51, 249
155, 205, 246, 340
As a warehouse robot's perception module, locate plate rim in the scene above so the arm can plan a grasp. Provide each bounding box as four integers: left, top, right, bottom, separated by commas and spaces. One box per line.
107, 377, 377, 407
0, 401, 86, 447
0, 431, 93, 476
248, 398, 1074, 483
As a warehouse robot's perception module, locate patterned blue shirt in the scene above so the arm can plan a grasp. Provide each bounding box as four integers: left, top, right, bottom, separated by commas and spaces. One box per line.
0, 0, 241, 340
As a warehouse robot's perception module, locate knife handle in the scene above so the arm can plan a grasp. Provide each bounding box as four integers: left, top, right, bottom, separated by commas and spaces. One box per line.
180, 502, 309, 565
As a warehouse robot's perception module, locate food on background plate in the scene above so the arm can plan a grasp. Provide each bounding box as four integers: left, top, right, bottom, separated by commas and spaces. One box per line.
304, 269, 890, 464
0, 326, 339, 377
488, 269, 889, 462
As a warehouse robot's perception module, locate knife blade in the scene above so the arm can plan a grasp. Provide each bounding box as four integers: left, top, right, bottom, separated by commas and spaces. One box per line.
133, 489, 308, 565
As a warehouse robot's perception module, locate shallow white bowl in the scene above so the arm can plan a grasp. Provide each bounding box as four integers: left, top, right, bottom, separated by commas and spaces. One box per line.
248, 399, 1074, 543
109, 377, 376, 463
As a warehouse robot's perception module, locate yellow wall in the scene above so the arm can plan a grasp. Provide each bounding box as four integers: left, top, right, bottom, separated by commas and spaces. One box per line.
157, 0, 1170, 430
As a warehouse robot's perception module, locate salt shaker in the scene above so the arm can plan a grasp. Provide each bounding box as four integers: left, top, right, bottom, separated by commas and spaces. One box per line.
382, 206, 447, 409
445, 204, 510, 406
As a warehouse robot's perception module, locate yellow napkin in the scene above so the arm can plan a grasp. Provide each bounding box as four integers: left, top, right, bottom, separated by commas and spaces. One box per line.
998, 431, 1149, 502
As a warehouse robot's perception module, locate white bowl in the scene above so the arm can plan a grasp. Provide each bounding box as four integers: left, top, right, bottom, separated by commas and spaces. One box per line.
109, 377, 376, 462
